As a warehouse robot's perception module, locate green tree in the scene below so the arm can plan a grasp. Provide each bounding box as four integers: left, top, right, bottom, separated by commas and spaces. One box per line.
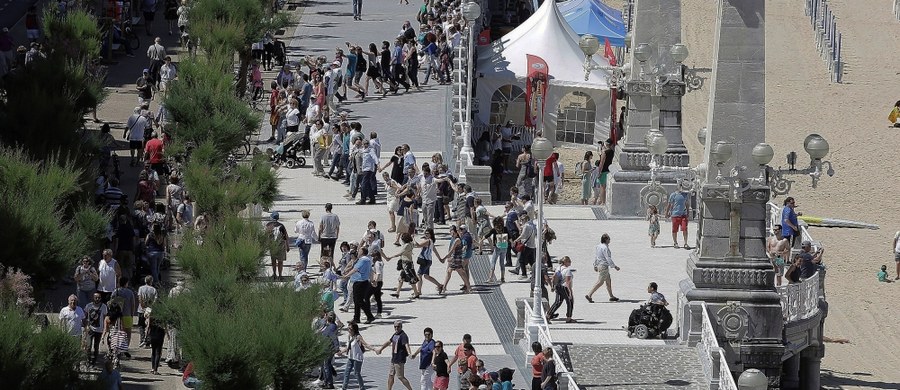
188, 0, 287, 96
0, 148, 108, 287
0, 8, 106, 163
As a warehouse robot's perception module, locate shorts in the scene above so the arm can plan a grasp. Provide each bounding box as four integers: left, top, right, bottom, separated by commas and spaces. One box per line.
271, 250, 287, 262
389, 363, 406, 378
122, 315, 133, 329
129, 140, 144, 150
353, 71, 363, 84
417, 260, 432, 276
895, 253, 900, 262
599, 172, 609, 186
671, 215, 688, 232
543, 175, 554, 182
594, 265, 610, 282
434, 375, 450, 389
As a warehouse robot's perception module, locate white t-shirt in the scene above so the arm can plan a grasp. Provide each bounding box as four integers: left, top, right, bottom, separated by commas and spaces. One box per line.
305, 104, 320, 123
126, 115, 148, 142
59, 306, 85, 336
286, 108, 301, 127
97, 259, 118, 293
373, 259, 384, 282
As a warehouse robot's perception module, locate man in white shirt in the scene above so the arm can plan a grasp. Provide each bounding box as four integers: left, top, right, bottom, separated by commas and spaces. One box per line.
125, 106, 150, 166
159, 56, 177, 95
59, 294, 86, 337
294, 210, 317, 273
586, 233, 620, 302
146, 37, 167, 88
97, 249, 121, 303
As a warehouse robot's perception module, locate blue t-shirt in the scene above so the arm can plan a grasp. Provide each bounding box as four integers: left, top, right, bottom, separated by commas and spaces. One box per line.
99, 369, 122, 390
505, 211, 519, 235
461, 232, 474, 259
419, 339, 435, 369
351, 256, 372, 282
668, 191, 690, 217
781, 207, 798, 237
346, 53, 357, 76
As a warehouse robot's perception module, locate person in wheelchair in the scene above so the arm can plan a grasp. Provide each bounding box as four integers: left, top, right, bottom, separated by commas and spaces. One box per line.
627, 282, 673, 339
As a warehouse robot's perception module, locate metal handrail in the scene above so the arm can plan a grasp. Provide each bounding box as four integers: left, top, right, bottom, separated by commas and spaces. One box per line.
699, 302, 738, 390
524, 300, 581, 390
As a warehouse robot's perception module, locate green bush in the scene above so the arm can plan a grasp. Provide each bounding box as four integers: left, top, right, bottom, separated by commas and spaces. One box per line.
0, 306, 86, 389
0, 148, 108, 286
177, 215, 265, 281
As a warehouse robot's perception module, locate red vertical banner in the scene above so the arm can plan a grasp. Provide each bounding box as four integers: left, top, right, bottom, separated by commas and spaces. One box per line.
524, 54, 549, 128
603, 39, 618, 144
477, 29, 491, 46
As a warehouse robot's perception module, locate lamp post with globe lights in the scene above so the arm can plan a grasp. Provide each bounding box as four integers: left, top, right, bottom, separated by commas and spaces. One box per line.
458, 0, 482, 176
526, 136, 554, 354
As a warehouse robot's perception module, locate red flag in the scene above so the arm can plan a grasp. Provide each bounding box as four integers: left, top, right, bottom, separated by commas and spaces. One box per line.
477, 29, 491, 46
603, 38, 617, 66
603, 38, 618, 145
524, 54, 549, 128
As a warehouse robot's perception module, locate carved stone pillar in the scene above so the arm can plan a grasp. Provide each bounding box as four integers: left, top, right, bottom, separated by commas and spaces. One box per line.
781, 353, 800, 390
798, 347, 822, 390
608, 0, 690, 217
679, 0, 785, 387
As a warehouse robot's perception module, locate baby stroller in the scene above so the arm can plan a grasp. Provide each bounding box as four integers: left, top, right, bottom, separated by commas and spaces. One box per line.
270, 132, 308, 168
627, 303, 673, 339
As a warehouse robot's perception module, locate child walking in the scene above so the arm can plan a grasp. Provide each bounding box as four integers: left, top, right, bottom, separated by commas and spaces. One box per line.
647, 205, 660, 247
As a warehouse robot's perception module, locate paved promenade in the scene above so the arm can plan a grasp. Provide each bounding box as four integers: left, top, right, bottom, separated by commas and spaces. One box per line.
258, 2, 711, 389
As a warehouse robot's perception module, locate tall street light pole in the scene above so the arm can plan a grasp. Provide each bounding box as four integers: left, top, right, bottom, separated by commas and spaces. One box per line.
527, 137, 554, 349
459, 1, 482, 174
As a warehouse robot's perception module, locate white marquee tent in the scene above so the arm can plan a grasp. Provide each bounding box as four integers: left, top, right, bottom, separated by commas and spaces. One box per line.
475, 0, 613, 145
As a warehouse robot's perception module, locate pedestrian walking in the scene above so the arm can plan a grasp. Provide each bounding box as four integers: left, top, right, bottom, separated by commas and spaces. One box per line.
74, 256, 99, 307
265, 212, 290, 280
319, 203, 342, 259
585, 234, 620, 302
340, 322, 374, 390
317, 312, 339, 389
780, 197, 801, 247
439, 226, 471, 294
137, 275, 158, 347
98, 249, 121, 303
342, 246, 375, 324
59, 294, 86, 338
84, 292, 108, 365
540, 348, 557, 390
665, 182, 691, 249
147, 37, 166, 88
415, 229, 444, 295
376, 321, 414, 390
546, 256, 574, 323
409, 327, 437, 390
431, 340, 450, 390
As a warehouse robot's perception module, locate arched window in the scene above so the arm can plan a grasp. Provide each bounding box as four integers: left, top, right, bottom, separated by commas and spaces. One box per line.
555, 91, 596, 145
489, 85, 526, 125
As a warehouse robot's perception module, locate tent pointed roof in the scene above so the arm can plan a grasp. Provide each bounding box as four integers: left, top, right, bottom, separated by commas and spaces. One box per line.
477, 0, 611, 89
559, 0, 626, 46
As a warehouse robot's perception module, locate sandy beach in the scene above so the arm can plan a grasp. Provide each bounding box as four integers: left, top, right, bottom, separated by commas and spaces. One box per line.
554, 0, 900, 387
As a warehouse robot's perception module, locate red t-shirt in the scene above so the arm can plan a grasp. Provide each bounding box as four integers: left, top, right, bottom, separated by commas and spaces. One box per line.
531, 352, 544, 378
543, 155, 557, 177
145, 138, 164, 164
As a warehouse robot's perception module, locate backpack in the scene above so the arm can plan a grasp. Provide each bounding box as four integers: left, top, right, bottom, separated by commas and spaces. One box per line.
525, 158, 536, 178
551, 269, 562, 288
268, 222, 286, 249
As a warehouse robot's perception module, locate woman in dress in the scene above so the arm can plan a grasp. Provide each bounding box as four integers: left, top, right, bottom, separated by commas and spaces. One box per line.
364, 43, 384, 96
404, 39, 422, 90
580, 151, 593, 205
415, 228, 444, 295
439, 226, 471, 294
340, 322, 373, 390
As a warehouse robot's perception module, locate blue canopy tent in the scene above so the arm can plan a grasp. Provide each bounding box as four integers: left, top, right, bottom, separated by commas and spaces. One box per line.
558, 0, 626, 47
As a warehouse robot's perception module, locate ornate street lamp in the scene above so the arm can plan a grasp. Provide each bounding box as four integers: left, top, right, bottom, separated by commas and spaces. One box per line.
458, 0, 482, 174
527, 137, 554, 350
578, 34, 626, 86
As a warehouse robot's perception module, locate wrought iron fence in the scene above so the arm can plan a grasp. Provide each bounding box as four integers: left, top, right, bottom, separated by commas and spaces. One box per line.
777, 271, 821, 322
805, 0, 843, 83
